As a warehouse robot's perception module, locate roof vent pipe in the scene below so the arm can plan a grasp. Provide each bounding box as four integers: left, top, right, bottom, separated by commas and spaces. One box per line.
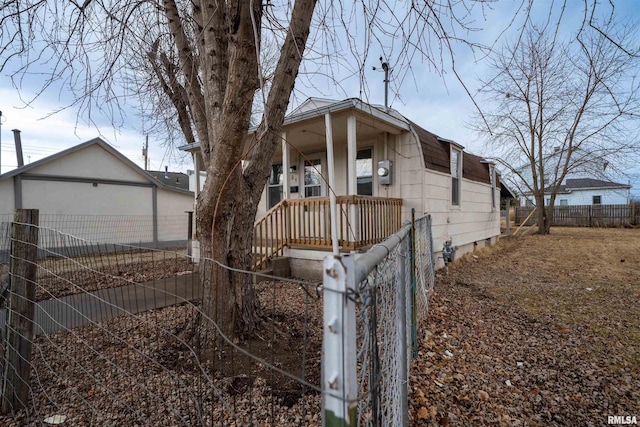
12, 129, 24, 167
165, 165, 169, 179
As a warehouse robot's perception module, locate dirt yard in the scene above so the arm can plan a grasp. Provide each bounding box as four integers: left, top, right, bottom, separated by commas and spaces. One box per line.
410, 227, 640, 426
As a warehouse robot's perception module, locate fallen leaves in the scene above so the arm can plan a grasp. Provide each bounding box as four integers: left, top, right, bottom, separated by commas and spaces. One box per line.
409, 227, 640, 426
416, 406, 429, 420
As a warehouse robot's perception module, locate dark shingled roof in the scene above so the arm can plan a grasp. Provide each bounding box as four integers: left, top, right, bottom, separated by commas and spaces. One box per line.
463, 152, 491, 185
565, 178, 630, 189
553, 178, 631, 193
146, 170, 190, 191
408, 120, 492, 185
409, 121, 450, 174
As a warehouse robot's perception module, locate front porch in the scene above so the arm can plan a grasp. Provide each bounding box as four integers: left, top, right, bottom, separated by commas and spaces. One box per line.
253, 195, 402, 270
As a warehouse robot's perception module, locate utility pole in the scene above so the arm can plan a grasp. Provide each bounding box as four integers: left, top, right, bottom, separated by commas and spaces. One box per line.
143, 135, 149, 170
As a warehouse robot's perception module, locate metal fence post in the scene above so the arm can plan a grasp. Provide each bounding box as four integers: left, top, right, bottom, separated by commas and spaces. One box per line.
322, 255, 357, 426
397, 238, 409, 427
411, 208, 418, 358
2, 209, 39, 414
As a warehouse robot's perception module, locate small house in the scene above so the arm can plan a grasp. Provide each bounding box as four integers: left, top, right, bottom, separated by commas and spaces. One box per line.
520, 178, 631, 206
181, 98, 505, 276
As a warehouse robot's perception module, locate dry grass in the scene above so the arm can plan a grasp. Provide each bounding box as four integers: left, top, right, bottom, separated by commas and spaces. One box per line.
411, 227, 640, 425
463, 227, 640, 366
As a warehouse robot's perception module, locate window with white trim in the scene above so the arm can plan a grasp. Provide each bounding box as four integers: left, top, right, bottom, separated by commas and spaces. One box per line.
268, 163, 283, 209
451, 148, 462, 206
356, 148, 373, 196
304, 159, 322, 197
489, 165, 496, 209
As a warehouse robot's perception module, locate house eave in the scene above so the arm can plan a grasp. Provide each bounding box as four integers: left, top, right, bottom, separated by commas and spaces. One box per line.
562, 185, 630, 191
177, 98, 411, 153
0, 138, 193, 195
521, 184, 630, 197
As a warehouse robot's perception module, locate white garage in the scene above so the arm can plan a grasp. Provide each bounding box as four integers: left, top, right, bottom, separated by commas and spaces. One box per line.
0, 138, 194, 247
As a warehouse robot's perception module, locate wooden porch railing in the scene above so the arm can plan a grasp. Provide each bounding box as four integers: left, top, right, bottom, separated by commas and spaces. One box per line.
253, 196, 403, 270
253, 201, 288, 270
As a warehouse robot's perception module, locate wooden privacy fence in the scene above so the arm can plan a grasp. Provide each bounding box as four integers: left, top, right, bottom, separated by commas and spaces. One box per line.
515, 203, 640, 227
253, 196, 403, 269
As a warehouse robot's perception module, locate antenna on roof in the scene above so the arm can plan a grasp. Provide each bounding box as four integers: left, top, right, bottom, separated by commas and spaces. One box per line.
372, 57, 391, 111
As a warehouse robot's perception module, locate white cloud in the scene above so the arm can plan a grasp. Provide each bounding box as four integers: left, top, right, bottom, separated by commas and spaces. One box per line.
0, 88, 186, 175
1, 0, 637, 196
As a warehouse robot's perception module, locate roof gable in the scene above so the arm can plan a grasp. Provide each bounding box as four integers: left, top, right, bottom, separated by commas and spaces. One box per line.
0, 138, 192, 194
30, 142, 148, 183
289, 98, 340, 115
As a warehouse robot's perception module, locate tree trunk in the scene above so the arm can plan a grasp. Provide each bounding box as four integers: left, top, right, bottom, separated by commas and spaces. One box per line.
543, 206, 553, 234
191, 0, 317, 357
535, 195, 551, 235
195, 169, 260, 348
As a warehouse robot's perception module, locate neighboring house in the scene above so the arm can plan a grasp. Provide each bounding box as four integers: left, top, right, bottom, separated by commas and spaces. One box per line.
147, 169, 190, 191
180, 98, 508, 276
520, 178, 631, 206
0, 138, 194, 247
512, 146, 632, 206
186, 170, 207, 193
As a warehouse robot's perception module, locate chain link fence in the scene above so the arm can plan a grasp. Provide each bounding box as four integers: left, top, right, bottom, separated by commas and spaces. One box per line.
0, 214, 190, 258
1, 210, 435, 425
0, 212, 322, 425
321, 212, 435, 426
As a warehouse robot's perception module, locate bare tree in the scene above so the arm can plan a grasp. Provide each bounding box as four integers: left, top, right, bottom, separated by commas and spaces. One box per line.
1, 0, 512, 344
8, 1, 628, 343
476, 10, 640, 234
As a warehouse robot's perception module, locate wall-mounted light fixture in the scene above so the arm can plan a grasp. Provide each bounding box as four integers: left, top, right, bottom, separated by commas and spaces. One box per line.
289, 165, 297, 173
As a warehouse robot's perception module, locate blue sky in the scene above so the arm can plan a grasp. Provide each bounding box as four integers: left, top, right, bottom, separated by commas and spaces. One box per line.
1, 0, 638, 196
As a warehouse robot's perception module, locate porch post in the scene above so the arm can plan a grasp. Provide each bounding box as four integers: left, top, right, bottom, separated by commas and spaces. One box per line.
505, 198, 511, 235
325, 114, 339, 255
192, 152, 201, 260
282, 131, 290, 201
347, 114, 359, 243
193, 152, 201, 204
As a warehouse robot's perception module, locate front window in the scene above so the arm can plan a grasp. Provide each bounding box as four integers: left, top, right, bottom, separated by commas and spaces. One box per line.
559, 199, 568, 206
489, 165, 496, 209
268, 163, 283, 209
304, 159, 322, 197
357, 148, 373, 196
451, 148, 461, 206
592, 195, 602, 205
